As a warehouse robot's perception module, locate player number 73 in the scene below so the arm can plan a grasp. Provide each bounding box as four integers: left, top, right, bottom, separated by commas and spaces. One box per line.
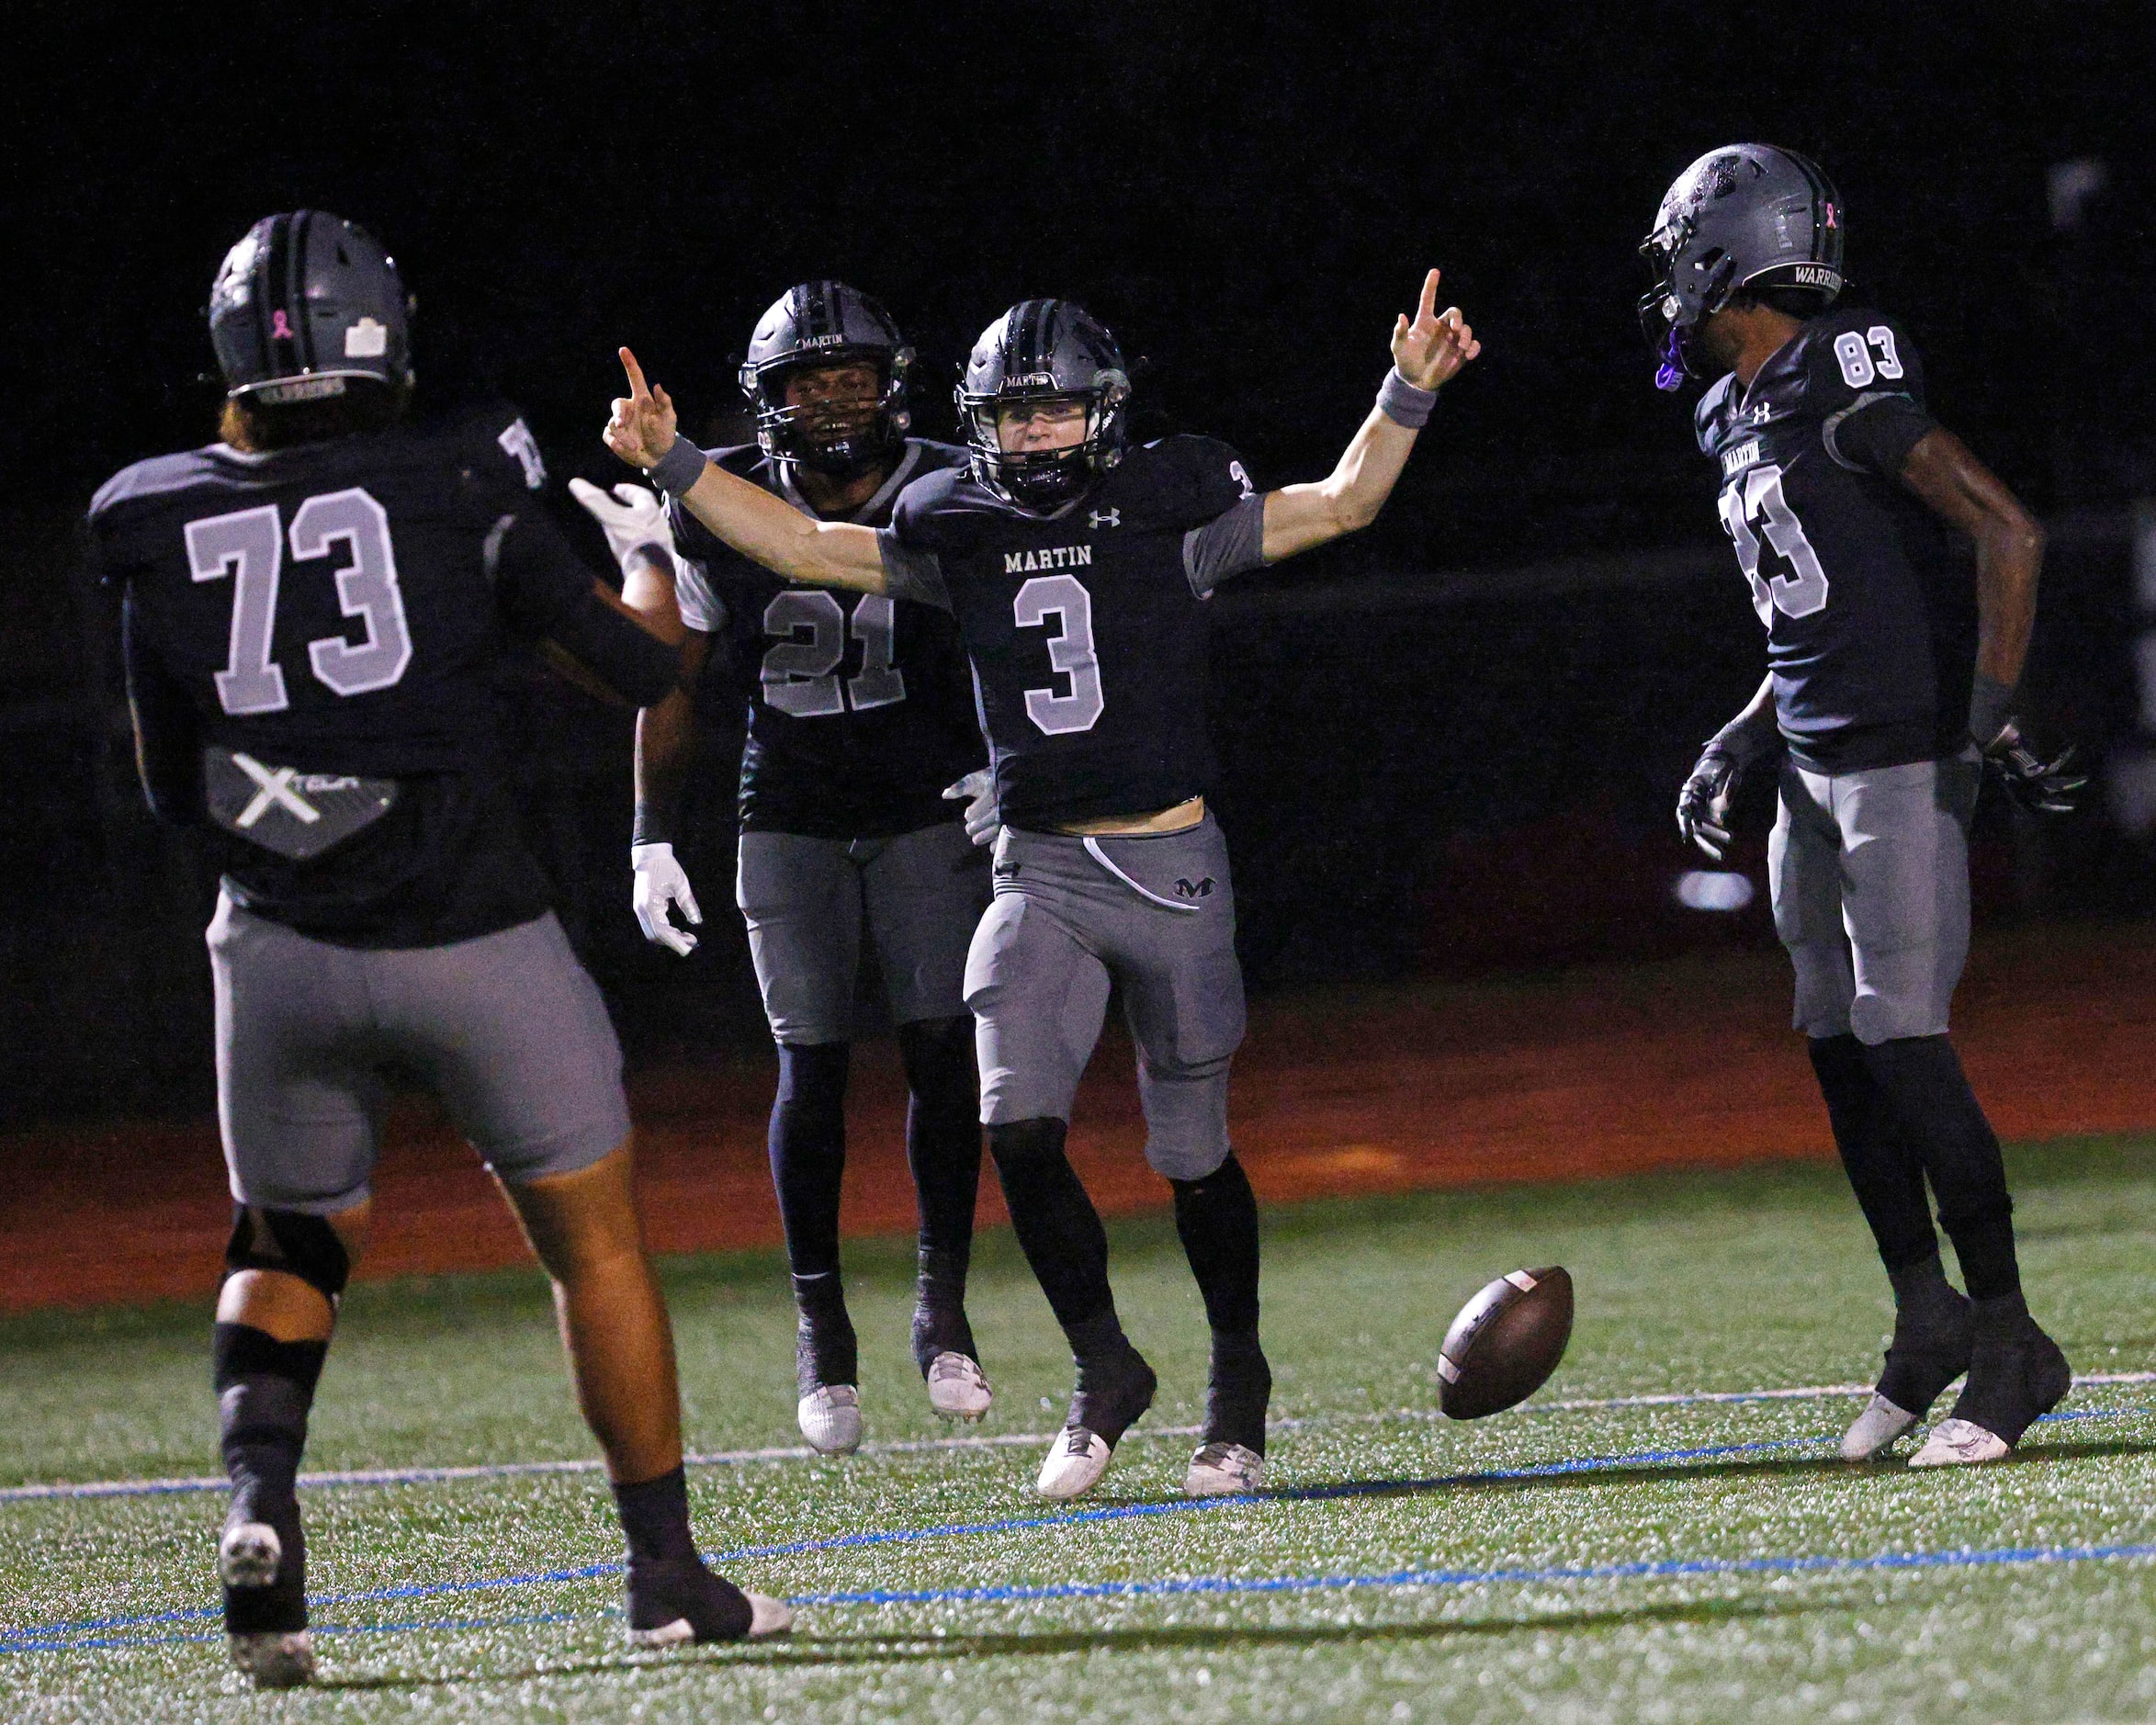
1717, 462, 1830, 624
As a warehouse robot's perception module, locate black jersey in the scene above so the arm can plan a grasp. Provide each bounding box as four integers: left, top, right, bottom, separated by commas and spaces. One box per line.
87, 404, 635, 947
880, 435, 1262, 829
1694, 305, 1970, 773
669, 440, 984, 840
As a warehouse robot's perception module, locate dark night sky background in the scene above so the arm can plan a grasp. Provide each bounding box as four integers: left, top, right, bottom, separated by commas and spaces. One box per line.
3, 1, 2152, 1120
13, 0, 2150, 564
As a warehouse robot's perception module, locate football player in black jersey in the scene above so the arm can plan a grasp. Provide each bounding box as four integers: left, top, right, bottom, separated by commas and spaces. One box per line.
1643, 147, 2083, 1468
603, 271, 1478, 1500
572, 282, 991, 1457
86, 213, 790, 1686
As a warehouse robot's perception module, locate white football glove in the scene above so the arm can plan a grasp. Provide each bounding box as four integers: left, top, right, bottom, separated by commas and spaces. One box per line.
942, 770, 999, 847
629, 841, 702, 955
568, 477, 676, 574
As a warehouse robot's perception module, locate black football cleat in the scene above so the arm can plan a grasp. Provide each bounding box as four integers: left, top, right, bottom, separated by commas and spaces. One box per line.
1841, 1272, 1973, 1461
625, 1555, 793, 1646
1911, 1301, 2071, 1467
1037, 1346, 1157, 1501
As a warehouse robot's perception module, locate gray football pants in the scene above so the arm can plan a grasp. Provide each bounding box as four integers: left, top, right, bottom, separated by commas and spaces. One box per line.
208, 894, 631, 1214
965, 816, 1246, 1180
1769, 755, 1980, 1045
736, 821, 988, 1045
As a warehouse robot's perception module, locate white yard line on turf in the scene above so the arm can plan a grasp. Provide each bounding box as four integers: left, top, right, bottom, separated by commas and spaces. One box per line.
6, 1372, 2150, 1504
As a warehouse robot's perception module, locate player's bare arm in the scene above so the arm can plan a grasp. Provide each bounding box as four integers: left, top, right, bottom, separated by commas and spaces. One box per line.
604, 347, 887, 593
1260, 269, 1481, 562
1895, 427, 2042, 708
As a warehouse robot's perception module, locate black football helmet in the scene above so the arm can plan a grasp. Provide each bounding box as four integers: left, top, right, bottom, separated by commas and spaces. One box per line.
956, 299, 1131, 510
739, 281, 913, 478
209, 211, 413, 404
1639, 145, 1845, 389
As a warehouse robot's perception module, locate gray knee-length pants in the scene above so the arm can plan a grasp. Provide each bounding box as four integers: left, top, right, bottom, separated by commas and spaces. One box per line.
1769, 755, 1980, 1045
964, 816, 1246, 1179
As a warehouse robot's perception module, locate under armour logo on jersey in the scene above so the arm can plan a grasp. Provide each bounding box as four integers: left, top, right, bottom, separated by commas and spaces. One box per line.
1089, 508, 1121, 529
1174, 876, 1215, 899
1749, 401, 1775, 424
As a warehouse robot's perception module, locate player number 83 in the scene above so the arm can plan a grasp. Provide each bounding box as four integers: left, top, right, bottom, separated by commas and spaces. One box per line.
1717, 462, 1829, 625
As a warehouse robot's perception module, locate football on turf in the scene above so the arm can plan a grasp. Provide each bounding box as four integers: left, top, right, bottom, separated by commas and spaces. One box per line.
1437, 1266, 1574, 1418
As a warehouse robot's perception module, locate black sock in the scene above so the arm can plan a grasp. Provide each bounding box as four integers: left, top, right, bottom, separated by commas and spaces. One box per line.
897, 1015, 983, 1263
768, 1042, 851, 1280
988, 1118, 1118, 1336
1875, 1253, 1974, 1414
1168, 1153, 1261, 1335
1204, 1328, 1272, 1454
213, 1322, 325, 1634
912, 1246, 979, 1372
1810, 1034, 1936, 1271
1859, 1035, 2021, 1301
612, 1463, 700, 1562
793, 1271, 858, 1391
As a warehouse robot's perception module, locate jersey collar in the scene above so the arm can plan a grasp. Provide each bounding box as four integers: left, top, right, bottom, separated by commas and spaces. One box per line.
774, 440, 924, 524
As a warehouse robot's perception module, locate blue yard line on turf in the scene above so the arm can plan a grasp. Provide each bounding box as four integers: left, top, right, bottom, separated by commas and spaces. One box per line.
12, 1539, 2156, 1659
793, 1538, 2156, 1610
10, 1373, 2150, 1505
7, 1404, 2143, 1650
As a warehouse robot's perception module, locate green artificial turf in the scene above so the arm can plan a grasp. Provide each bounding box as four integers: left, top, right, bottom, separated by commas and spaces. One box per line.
5, 1136, 2155, 1723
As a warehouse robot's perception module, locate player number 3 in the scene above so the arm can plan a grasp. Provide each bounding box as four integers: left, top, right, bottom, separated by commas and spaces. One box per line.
1013, 573, 1105, 735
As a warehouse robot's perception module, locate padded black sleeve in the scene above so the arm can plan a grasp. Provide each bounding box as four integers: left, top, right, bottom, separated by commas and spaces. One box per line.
491, 508, 682, 705
547, 585, 684, 708
121, 586, 204, 825
1823, 390, 1938, 479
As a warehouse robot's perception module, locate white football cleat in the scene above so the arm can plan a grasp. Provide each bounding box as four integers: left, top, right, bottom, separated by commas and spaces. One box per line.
1840, 1394, 1920, 1461
1183, 1441, 1264, 1496
747, 1593, 795, 1637
926, 1352, 993, 1423
219, 1519, 283, 1589
796, 1384, 862, 1455
228, 1629, 315, 1688
1908, 1416, 2013, 1468
1036, 1426, 1113, 1500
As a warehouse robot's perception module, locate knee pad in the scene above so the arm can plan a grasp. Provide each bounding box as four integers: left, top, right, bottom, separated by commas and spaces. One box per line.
1788, 941, 1856, 1039
224, 1205, 351, 1304
1135, 1054, 1233, 1181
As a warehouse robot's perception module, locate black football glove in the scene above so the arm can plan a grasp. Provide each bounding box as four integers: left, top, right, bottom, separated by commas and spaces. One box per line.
1676, 744, 1741, 861
1978, 719, 2085, 816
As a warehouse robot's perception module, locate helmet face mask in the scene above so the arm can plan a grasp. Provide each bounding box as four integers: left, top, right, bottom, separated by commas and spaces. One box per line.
209, 211, 413, 403
957, 300, 1130, 511
1637, 144, 1846, 389
739, 283, 913, 478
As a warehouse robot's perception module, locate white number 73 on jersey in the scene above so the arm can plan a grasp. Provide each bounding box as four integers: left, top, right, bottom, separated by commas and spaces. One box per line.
185, 489, 414, 716
1718, 463, 1829, 625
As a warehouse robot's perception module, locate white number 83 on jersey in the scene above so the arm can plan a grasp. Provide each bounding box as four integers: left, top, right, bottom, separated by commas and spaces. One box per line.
1013, 573, 1105, 734
1718, 463, 1829, 624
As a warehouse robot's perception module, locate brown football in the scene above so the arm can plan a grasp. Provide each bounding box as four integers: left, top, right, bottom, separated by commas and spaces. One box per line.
1437, 1266, 1574, 1418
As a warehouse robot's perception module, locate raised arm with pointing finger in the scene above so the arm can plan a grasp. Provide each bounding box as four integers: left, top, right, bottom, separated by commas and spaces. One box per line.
604, 269, 1479, 595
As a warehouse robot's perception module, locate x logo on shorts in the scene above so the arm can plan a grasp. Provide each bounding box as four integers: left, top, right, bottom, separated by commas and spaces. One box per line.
231, 753, 322, 829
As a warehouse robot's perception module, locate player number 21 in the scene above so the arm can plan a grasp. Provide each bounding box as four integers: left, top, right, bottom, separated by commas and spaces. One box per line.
1717, 463, 1830, 625
185, 489, 414, 716
761, 591, 907, 716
